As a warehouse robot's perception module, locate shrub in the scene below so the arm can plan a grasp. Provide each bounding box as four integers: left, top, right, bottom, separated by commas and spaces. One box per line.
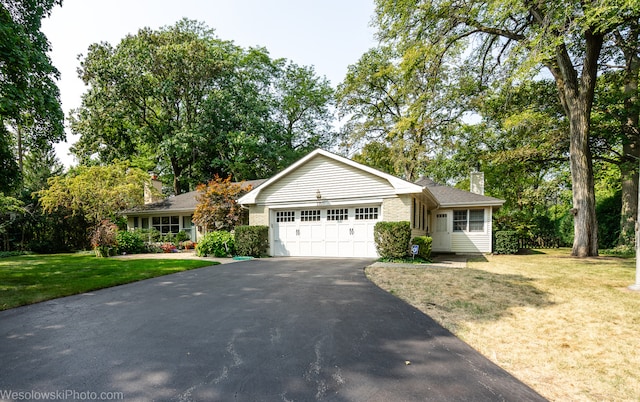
495, 231, 519, 254
90, 220, 118, 257
235, 225, 269, 257
374, 221, 411, 259
116, 230, 146, 254
410, 236, 432, 260
196, 231, 235, 257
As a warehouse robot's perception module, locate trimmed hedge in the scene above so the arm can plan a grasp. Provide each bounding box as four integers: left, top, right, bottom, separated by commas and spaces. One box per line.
196, 231, 235, 257
235, 225, 269, 257
410, 236, 432, 260
495, 231, 519, 254
374, 221, 411, 259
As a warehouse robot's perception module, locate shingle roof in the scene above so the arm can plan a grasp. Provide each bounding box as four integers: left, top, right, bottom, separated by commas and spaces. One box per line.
124, 179, 267, 214
415, 177, 504, 208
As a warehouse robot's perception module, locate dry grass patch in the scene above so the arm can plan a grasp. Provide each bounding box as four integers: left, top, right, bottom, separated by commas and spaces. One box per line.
366, 249, 640, 401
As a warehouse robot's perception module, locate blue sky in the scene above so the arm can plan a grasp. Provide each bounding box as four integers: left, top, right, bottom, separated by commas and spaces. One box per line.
41, 0, 378, 166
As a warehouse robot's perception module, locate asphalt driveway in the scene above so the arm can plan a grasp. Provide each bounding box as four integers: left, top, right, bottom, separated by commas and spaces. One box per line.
0, 258, 545, 401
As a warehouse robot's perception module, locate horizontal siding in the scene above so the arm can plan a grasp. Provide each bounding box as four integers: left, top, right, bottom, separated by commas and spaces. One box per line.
258, 155, 395, 204
451, 233, 491, 253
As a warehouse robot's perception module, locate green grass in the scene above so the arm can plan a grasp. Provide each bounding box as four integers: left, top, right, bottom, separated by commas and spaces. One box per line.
0, 253, 217, 310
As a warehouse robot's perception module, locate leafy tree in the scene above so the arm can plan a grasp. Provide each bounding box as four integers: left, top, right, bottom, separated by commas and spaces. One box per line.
336, 46, 465, 180
37, 161, 150, 228
192, 175, 251, 232
373, 0, 640, 256
71, 19, 229, 195
0, 192, 25, 250
71, 20, 336, 193
0, 1, 64, 182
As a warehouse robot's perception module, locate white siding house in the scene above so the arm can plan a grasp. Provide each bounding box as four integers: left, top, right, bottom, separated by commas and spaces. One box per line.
239, 149, 504, 257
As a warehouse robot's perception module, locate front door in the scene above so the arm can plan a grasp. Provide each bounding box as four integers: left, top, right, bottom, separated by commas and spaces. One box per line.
432, 212, 451, 251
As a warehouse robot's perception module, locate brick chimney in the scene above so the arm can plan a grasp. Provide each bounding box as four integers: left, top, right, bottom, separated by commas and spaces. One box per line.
470, 171, 484, 195
144, 173, 163, 204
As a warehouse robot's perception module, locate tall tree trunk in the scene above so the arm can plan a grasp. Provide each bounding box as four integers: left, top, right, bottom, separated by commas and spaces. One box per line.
548, 31, 603, 257
568, 104, 599, 256
617, 24, 640, 247
170, 157, 184, 195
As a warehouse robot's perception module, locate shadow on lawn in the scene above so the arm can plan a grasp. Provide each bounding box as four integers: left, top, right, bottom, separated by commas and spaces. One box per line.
368, 265, 553, 331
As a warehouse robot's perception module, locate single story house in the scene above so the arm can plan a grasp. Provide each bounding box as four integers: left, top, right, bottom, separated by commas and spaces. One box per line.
123, 179, 265, 242
237, 149, 504, 257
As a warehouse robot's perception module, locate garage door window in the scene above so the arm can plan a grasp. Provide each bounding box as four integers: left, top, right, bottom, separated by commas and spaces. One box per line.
355, 207, 378, 220
276, 211, 295, 222
301, 210, 321, 221
327, 208, 348, 221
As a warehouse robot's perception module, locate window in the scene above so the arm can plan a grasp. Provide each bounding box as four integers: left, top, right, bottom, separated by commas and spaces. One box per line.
327, 209, 348, 221
152, 216, 180, 233
469, 209, 484, 232
355, 207, 378, 220
453, 210, 468, 232
453, 209, 485, 232
301, 210, 321, 222
276, 211, 295, 222
133, 217, 139, 228
141, 218, 149, 230
436, 213, 447, 232
183, 216, 193, 229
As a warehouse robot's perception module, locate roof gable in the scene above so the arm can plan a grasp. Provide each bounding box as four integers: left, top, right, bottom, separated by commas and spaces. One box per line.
238, 149, 424, 205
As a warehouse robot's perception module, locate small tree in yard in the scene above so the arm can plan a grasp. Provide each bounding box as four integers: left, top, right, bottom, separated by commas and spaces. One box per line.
91, 220, 118, 257
192, 175, 252, 232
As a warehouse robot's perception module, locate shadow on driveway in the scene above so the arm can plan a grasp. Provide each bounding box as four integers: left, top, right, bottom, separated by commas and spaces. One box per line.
0, 258, 545, 401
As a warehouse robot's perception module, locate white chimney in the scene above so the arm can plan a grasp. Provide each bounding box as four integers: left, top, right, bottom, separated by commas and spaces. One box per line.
470, 171, 484, 195
144, 174, 163, 204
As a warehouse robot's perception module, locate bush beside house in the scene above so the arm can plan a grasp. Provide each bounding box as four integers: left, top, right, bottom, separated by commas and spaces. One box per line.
374, 221, 411, 259
235, 225, 269, 257
196, 231, 235, 257
411, 236, 432, 260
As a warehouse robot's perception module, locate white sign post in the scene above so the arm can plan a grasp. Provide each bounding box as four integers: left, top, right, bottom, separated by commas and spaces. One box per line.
630, 164, 640, 292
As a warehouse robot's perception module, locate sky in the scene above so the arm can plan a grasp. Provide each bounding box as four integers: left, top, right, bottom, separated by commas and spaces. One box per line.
41, 0, 378, 167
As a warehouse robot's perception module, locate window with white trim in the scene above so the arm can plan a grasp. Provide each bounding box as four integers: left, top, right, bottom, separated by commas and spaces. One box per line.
453, 210, 467, 232
469, 209, 485, 232
276, 211, 295, 222
327, 208, 348, 221
355, 207, 378, 220
453, 209, 485, 232
152, 216, 180, 233
300, 210, 321, 222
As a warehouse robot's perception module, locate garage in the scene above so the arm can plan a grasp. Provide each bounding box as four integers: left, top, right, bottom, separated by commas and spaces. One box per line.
272, 206, 380, 257
237, 149, 438, 258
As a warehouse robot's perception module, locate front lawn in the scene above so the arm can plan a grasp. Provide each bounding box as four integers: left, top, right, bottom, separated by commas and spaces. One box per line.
366, 248, 640, 402
0, 253, 217, 311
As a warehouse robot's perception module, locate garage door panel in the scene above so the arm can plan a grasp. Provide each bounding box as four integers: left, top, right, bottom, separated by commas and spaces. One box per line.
273, 207, 379, 258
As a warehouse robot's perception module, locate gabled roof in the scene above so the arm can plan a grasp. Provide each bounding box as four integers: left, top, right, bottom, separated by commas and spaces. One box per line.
415, 177, 504, 208
125, 179, 267, 215
237, 149, 425, 205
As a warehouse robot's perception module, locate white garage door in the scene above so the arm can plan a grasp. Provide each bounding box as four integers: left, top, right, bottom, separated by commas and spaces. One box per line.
273, 206, 380, 257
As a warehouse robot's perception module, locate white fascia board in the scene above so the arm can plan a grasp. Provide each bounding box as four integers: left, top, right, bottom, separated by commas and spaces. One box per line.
438, 201, 505, 208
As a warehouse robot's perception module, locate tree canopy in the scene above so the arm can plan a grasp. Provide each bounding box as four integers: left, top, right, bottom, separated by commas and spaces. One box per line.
343, 0, 640, 256
70, 19, 335, 195
0, 0, 65, 194
37, 162, 150, 228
